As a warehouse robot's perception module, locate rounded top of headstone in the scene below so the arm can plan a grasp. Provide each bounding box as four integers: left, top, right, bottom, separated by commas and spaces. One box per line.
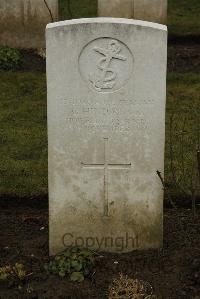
46, 17, 167, 32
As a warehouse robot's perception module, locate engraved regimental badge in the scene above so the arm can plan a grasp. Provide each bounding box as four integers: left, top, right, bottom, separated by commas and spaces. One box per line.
79, 38, 133, 93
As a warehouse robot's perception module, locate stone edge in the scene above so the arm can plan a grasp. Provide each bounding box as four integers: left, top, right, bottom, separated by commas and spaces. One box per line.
46, 17, 167, 32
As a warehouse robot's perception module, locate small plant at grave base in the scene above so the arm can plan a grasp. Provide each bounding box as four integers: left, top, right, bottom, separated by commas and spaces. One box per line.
13, 263, 27, 281
0, 263, 27, 283
0, 45, 22, 71
37, 48, 46, 59
45, 247, 95, 282
108, 273, 158, 299
0, 266, 12, 281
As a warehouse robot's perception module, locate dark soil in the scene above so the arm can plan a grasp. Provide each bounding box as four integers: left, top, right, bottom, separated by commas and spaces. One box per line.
20, 49, 46, 72
168, 43, 200, 73
0, 199, 199, 299
19, 42, 200, 74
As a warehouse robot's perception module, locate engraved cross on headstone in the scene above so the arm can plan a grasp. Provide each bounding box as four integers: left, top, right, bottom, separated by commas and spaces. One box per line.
81, 138, 131, 217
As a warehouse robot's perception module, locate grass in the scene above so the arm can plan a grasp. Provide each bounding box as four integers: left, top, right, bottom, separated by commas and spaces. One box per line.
168, 0, 200, 37
165, 73, 200, 195
58, 0, 200, 37
0, 71, 199, 198
0, 72, 47, 197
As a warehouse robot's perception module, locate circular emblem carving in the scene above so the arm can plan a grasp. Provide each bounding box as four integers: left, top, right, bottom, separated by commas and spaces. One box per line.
79, 38, 134, 93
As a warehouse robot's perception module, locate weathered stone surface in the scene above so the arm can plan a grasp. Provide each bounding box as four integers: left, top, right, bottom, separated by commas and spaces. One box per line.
134, 0, 167, 24
0, 0, 58, 49
46, 18, 167, 254
98, 0, 167, 24
98, 0, 134, 19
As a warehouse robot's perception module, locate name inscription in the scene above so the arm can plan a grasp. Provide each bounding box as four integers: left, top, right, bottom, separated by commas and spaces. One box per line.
59, 98, 151, 133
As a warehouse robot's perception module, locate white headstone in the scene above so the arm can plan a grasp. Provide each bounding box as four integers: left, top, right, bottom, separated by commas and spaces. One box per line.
46, 18, 167, 255
98, 0, 167, 24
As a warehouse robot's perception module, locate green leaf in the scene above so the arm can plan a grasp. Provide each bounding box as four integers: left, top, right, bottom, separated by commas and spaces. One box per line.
55, 256, 61, 262
70, 272, 84, 282
0, 272, 9, 281
71, 260, 82, 272
58, 270, 66, 278
44, 264, 50, 274
63, 260, 70, 272
63, 249, 71, 257
80, 249, 92, 258
71, 246, 79, 253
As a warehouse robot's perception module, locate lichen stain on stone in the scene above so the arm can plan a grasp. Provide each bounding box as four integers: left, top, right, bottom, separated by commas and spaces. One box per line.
135, 183, 149, 193
72, 185, 80, 193
79, 192, 87, 200
69, 206, 77, 213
